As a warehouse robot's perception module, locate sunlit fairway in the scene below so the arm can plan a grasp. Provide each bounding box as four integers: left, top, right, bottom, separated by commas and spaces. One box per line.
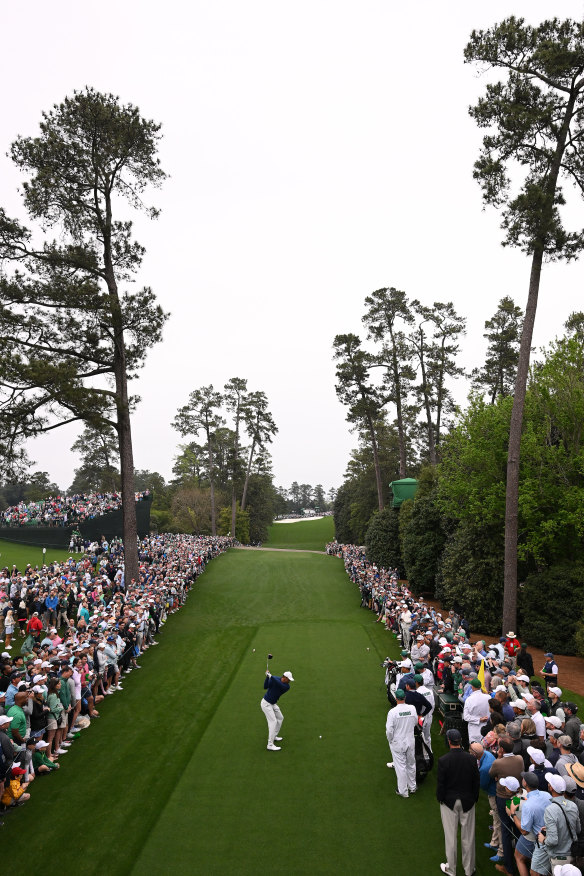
263, 515, 334, 551
7, 529, 583, 876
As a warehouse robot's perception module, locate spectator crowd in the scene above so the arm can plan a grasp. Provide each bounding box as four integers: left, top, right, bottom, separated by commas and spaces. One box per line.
327, 541, 584, 876
0, 490, 150, 528
0, 532, 234, 823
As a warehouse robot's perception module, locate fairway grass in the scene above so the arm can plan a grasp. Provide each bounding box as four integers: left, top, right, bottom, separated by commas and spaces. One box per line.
264, 515, 334, 552
7, 541, 578, 875
0, 538, 72, 569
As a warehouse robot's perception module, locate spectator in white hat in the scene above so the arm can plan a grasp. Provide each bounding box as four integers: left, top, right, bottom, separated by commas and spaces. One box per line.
530, 773, 580, 876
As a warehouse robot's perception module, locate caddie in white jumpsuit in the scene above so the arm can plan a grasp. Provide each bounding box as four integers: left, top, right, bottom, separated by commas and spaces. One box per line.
462, 678, 491, 743
386, 688, 418, 797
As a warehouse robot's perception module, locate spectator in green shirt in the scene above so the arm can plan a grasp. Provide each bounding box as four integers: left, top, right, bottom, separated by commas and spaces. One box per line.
6, 691, 29, 744
32, 740, 59, 774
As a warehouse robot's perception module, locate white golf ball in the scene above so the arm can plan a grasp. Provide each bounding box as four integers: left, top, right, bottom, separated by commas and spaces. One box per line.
253, 648, 255, 652
366, 647, 370, 651
319, 735, 322, 738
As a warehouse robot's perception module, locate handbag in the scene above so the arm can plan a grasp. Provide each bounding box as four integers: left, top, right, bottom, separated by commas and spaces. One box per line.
550, 800, 583, 860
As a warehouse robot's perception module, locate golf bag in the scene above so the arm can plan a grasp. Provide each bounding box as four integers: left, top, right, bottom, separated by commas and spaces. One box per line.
384, 660, 399, 706
414, 724, 434, 783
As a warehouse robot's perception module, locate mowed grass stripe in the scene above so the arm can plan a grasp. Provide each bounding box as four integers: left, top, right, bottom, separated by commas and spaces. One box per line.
130, 622, 388, 876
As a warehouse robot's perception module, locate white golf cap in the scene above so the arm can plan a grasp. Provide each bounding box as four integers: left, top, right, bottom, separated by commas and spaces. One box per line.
548, 686, 562, 697
0, 716, 13, 726
35, 740, 50, 749
527, 746, 545, 764
553, 864, 582, 876
499, 776, 520, 792
545, 772, 566, 794
282, 671, 294, 682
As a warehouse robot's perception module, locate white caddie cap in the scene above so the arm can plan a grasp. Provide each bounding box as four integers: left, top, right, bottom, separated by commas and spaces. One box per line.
282, 671, 294, 682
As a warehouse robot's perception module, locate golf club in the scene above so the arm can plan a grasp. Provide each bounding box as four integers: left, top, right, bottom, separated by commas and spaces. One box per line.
266, 652, 273, 672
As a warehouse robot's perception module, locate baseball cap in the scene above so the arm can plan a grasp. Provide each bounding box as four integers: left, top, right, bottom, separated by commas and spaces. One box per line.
553, 864, 582, 876
282, 671, 294, 682
11, 766, 26, 776
545, 772, 566, 793
0, 715, 14, 726
521, 771, 540, 789
527, 746, 545, 764
446, 728, 462, 744
545, 716, 562, 728
395, 689, 406, 700
548, 686, 562, 697
500, 776, 520, 792
35, 740, 49, 749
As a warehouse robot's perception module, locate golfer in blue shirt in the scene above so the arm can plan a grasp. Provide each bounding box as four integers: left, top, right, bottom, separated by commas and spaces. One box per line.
262, 670, 294, 751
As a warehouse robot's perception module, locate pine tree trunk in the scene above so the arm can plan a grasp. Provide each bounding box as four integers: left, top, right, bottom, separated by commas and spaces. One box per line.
419, 337, 437, 465
502, 89, 576, 635
502, 249, 543, 634
240, 439, 256, 512
207, 433, 216, 536
366, 411, 384, 512
390, 330, 407, 478
105, 235, 139, 585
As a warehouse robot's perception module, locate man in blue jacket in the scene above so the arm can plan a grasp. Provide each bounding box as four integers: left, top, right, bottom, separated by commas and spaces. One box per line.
262, 669, 294, 751
470, 741, 503, 864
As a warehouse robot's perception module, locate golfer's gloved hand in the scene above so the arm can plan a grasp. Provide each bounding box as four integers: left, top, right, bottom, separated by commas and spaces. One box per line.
266, 671, 271, 677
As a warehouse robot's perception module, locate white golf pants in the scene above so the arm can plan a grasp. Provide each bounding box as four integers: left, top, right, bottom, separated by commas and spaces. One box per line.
390, 744, 416, 795
261, 698, 284, 745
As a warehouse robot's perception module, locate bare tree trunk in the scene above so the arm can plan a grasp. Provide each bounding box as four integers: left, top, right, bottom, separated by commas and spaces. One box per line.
105, 236, 139, 585
502, 249, 543, 633
366, 411, 384, 512
389, 328, 407, 478
419, 336, 437, 465
207, 434, 216, 536
240, 438, 256, 512
502, 91, 576, 635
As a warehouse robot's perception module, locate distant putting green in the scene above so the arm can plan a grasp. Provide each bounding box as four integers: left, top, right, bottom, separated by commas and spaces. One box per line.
264, 515, 334, 551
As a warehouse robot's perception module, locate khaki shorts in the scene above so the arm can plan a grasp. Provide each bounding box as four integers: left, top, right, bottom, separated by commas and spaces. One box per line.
47, 716, 57, 731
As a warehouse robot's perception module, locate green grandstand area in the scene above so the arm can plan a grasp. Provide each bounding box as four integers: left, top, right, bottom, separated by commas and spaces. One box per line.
263, 515, 334, 552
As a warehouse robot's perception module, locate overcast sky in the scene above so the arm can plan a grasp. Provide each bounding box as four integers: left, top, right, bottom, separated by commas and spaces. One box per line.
2, 0, 584, 495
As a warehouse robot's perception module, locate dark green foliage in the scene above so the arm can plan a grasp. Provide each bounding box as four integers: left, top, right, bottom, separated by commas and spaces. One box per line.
218, 503, 250, 544
438, 519, 505, 634
471, 296, 523, 403
399, 467, 446, 596
244, 474, 277, 543
70, 424, 121, 493
365, 508, 404, 576
520, 563, 584, 655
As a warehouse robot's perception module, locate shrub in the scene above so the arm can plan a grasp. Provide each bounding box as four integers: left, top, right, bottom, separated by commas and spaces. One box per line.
365, 508, 404, 576
520, 563, 584, 655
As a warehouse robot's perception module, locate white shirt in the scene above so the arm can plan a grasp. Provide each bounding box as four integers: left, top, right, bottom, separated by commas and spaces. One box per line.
463, 689, 491, 726
417, 684, 435, 713
531, 709, 546, 739
386, 702, 417, 751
